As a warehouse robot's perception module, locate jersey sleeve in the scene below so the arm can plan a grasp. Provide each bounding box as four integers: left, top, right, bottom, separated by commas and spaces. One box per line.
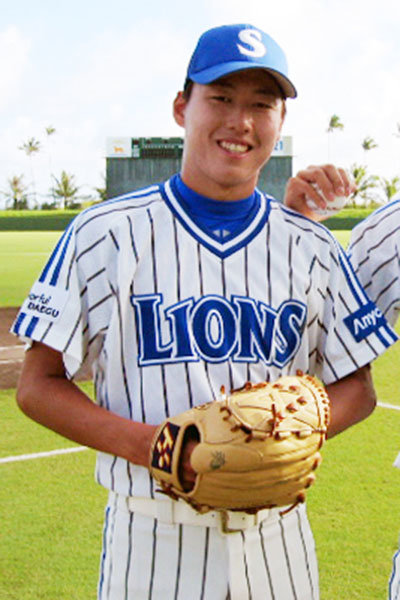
10, 213, 116, 378
312, 235, 398, 384
348, 209, 400, 328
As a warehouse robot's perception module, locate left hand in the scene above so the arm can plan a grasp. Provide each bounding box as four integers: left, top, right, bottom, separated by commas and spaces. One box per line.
284, 164, 355, 221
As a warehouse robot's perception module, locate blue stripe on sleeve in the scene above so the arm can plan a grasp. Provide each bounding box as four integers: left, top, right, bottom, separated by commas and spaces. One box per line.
13, 312, 26, 335
49, 226, 74, 286
39, 224, 73, 284
38, 223, 72, 285
25, 316, 39, 338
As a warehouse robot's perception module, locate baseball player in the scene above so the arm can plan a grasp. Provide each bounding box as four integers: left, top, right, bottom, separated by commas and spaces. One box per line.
347, 199, 400, 600
11, 24, 397, 600
285, 180, 400, 599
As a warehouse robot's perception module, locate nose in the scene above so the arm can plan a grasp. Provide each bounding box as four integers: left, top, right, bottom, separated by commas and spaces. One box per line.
226, 105, 253, 133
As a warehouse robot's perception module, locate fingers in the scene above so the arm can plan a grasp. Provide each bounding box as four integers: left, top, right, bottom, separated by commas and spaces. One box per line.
284, 164, 355, 221
178, 429, 199, 491
296, 164, 354, 202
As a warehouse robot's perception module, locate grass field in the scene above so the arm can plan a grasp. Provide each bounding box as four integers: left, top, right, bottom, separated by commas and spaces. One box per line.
2, 358, 400, 599
1, 223, 399, 598
0, 232, 60, 306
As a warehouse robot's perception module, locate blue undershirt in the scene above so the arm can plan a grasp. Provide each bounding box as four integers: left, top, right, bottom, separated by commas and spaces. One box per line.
174, 174, 259, 240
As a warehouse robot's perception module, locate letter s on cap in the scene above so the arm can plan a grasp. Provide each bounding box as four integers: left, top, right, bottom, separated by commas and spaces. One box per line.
237, 29, 266, 58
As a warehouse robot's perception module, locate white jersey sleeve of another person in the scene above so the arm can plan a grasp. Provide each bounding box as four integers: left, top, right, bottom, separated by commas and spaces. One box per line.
347, 198, 400, 329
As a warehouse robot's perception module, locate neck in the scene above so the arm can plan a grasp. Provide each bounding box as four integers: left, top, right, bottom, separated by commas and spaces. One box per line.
179, 165, 259, 201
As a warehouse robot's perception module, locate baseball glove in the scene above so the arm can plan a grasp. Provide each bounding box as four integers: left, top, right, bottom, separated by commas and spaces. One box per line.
149, 372, 330, 514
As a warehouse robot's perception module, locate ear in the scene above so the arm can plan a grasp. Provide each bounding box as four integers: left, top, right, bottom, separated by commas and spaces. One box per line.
173, 92, 187, 127
274, 104, 285, 144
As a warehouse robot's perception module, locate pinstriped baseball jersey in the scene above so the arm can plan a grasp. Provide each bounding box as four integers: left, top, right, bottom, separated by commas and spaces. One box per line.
348, 198, 400, 600
11, 174, 397, 500
348, 197, 400, 328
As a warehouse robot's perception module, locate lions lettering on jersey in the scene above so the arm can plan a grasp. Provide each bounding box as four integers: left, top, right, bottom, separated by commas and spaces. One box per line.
131, 293, 307, 368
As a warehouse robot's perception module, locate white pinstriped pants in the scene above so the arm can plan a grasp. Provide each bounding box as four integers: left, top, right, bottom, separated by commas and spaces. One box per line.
98, 492, 319, 600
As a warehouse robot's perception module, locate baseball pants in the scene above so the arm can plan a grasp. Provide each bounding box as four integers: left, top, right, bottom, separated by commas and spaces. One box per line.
98, 492, 319, 600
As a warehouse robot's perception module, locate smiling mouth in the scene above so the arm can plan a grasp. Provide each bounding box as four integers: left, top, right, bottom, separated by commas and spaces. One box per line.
219, 140, 251, 154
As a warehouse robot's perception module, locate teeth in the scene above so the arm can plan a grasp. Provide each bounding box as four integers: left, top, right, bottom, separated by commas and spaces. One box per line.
220, 141, 248, 154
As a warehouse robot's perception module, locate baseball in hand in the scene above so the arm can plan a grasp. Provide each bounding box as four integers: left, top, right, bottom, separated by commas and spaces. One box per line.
306, 184, 349, 216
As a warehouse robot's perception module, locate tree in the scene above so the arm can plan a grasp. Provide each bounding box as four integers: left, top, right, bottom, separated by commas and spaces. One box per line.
45, 125, 56, 202
394, 123, 400, 138
45, 125, 56, 137
93, 173, 107, 203
3, 175, 29, 210
326, 114, 344, 161
52, 171, 80, 209
349, 164, 380, 207
361, 136, 378, 153
327, 114, 344, 133
19, 137, 41, 205
380, 176, 400, 203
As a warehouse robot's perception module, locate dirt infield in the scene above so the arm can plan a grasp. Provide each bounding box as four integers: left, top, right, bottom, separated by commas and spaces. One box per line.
0, 308, 24, 389
0, 307, 91, 389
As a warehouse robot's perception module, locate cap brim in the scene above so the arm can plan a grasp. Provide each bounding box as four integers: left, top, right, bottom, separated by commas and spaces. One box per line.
190, 62, 297, 99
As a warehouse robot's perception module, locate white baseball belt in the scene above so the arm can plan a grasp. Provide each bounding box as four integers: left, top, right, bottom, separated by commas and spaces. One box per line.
113, 493, 284, 534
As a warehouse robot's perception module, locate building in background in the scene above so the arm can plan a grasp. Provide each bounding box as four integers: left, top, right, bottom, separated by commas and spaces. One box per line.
106, 136, 293, 201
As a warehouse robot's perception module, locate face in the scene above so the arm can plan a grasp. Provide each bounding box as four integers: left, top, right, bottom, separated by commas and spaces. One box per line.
173, 69, 285, 200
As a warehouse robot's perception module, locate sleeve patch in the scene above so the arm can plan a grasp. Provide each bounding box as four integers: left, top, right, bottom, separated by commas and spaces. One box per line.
19, 281, 69, 324
343, 301, 387, 342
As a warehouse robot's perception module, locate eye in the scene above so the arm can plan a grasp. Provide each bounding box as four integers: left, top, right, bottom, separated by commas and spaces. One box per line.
211, 95, 231, 103
253, 101, 274, 110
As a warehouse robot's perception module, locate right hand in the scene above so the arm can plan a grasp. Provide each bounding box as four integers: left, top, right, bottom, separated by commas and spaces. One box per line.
284, 164, 355, 221
178, 429, 199, 491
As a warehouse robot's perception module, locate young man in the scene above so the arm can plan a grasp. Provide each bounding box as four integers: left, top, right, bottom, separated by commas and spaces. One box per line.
12, 24, 397, 600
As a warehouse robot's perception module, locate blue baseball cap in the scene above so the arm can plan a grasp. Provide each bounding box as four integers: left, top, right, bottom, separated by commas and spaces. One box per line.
185, 24, 297, 99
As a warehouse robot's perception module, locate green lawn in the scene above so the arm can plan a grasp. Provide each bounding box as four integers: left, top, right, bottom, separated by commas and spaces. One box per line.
1, 340, 400, 599
0, 232, 60, 306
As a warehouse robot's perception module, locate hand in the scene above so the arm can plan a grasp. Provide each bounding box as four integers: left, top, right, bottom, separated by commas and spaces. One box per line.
178, 428, 199, 491
284, 164, 355, 221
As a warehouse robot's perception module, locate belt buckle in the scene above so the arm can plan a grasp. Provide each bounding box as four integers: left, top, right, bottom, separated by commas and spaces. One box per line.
219, 510, 254, 534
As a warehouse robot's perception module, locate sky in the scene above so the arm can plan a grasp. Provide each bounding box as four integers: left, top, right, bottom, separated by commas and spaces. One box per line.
1, 0, 399, 208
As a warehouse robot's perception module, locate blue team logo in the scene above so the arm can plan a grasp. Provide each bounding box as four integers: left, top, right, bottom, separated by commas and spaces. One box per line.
131, 293, 307, 368
344, 301, 387, 342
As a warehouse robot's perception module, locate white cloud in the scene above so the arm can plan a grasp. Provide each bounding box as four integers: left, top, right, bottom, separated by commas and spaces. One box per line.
0, 26, 30, 110
0, 2, 399, 207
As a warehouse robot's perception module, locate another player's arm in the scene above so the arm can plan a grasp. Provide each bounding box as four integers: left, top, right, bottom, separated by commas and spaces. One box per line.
325, 364, 376, 438
16, 341, 156, 467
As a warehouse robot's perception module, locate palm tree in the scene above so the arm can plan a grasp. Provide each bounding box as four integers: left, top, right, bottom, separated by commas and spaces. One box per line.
327, 114, 344, 133
45, 125, 56, 137
19, 137, 41, 204
349, 164, 379, 207
380, 176, 400, 203
361, 136, 378, 159
93, 173, 107, 203
3, 175, 28, 210
52, 171, 80, 209
19, 138, 40, 204
45, 125, 56, 201
326, 114, 344, 161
